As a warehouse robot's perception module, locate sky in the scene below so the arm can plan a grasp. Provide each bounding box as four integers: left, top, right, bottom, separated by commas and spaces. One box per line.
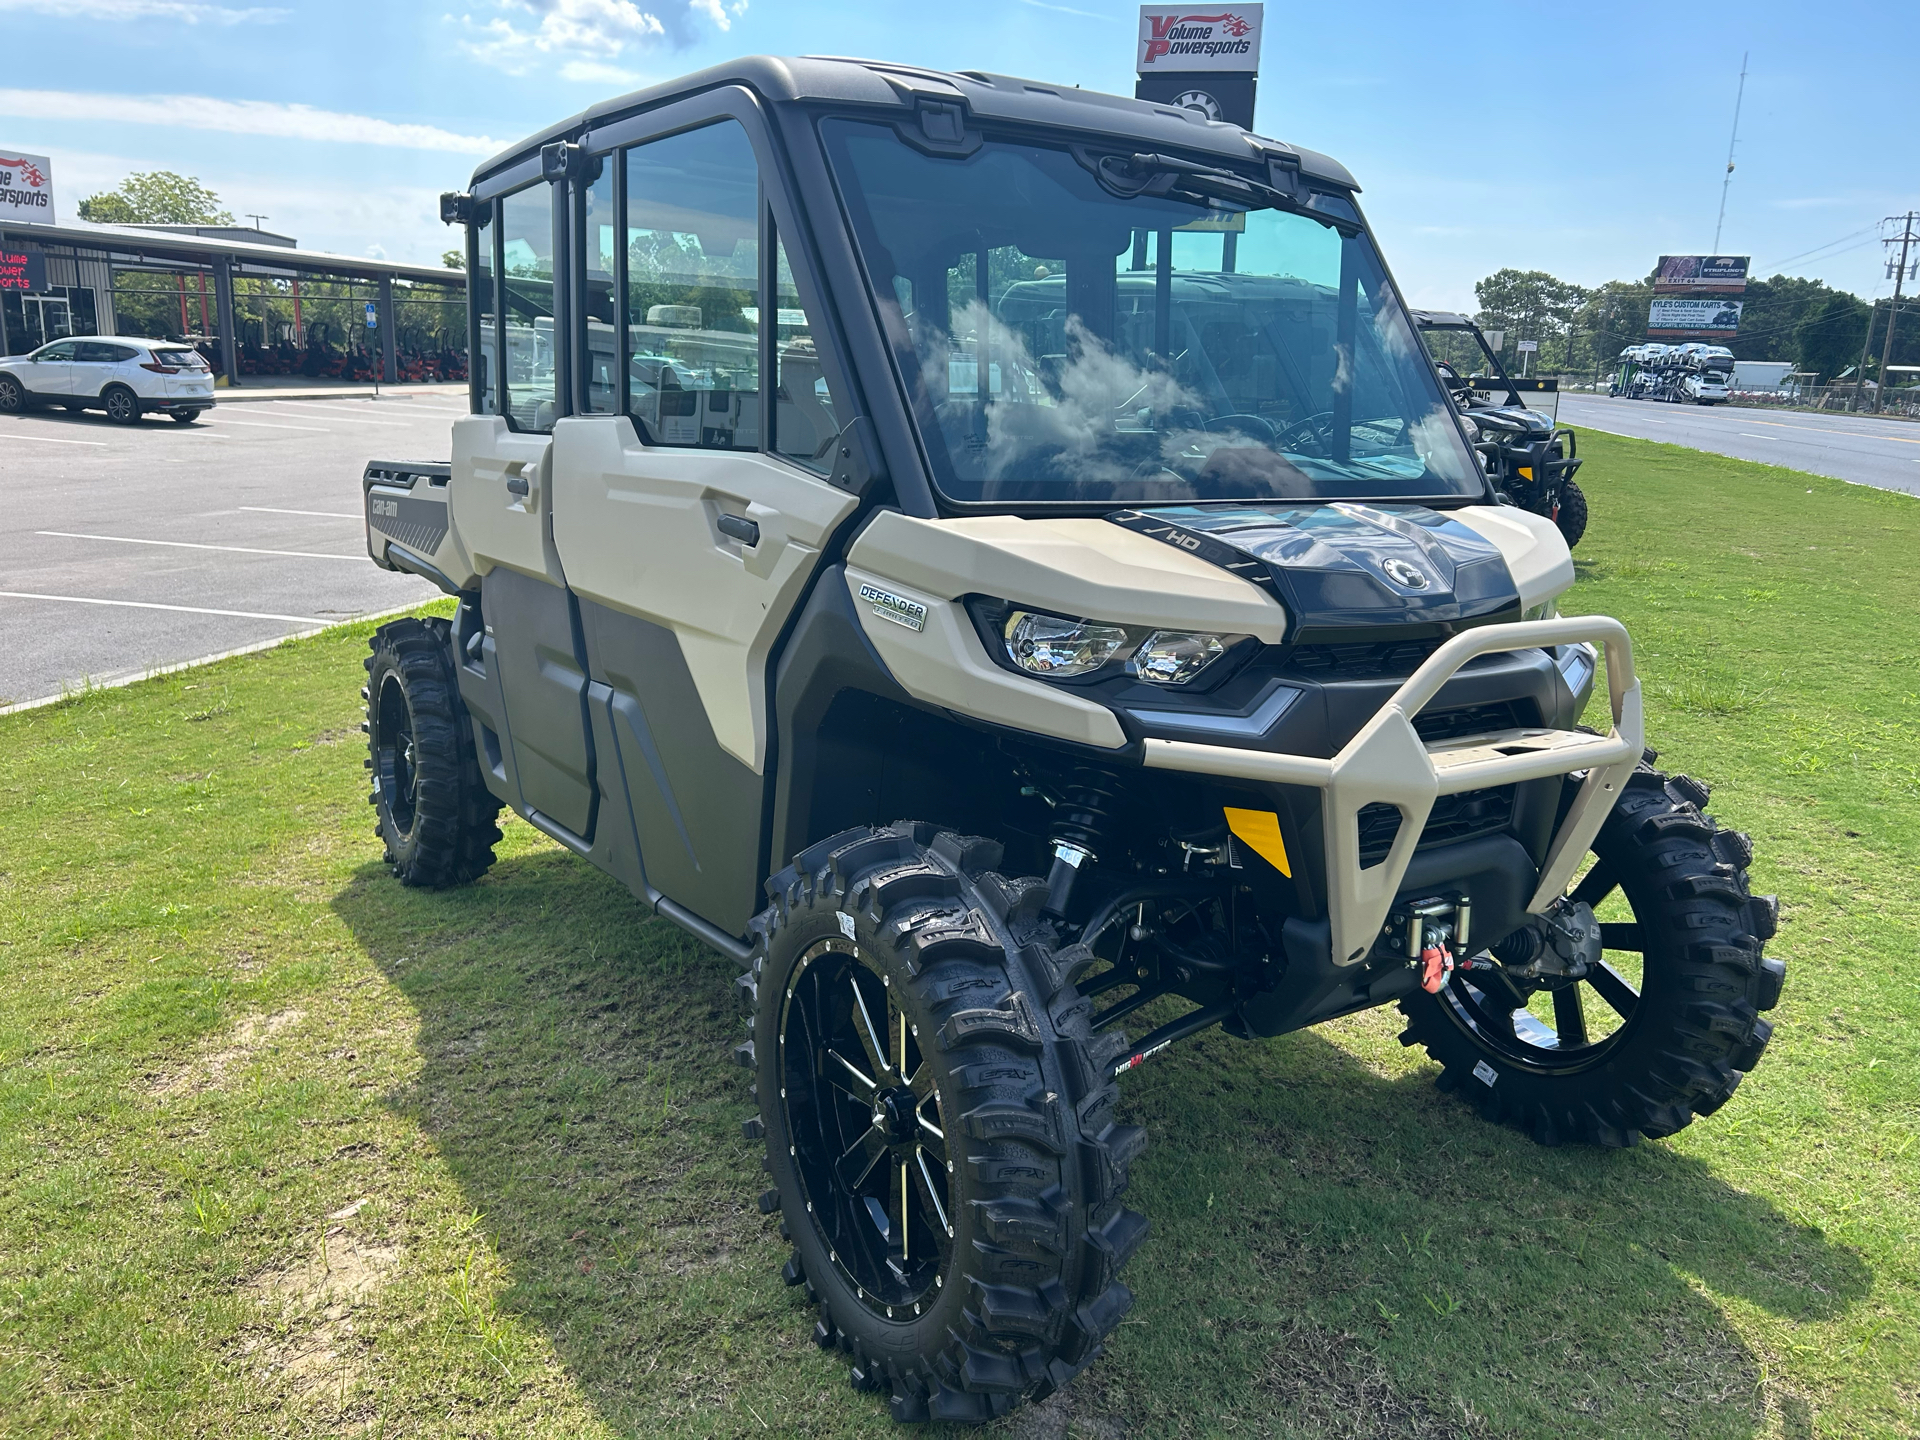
0, 0, 1910, 312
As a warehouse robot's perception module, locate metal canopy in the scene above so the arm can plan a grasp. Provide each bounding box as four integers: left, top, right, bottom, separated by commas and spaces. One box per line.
0, 218, 464, 287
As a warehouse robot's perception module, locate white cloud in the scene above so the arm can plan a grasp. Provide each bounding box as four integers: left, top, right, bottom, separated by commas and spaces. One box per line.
457, 0, 746, 75
0, 0, 285, 20
1016, 0, 1119, 21
558, 58, 649, 85
0, 90, 499, 155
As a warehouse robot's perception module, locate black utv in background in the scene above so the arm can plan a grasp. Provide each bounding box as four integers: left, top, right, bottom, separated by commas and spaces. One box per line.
1412, 310, 1588, 548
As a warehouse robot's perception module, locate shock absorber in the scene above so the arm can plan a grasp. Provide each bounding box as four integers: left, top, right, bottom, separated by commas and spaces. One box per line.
1044, 767, 1118, 919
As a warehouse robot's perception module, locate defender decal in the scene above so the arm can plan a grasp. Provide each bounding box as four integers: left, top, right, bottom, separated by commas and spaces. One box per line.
858, 582, 927, 633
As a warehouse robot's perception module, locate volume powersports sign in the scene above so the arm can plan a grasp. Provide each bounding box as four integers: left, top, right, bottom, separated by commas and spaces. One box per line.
1135, 4, 1263, 129
0, 151, 53, 224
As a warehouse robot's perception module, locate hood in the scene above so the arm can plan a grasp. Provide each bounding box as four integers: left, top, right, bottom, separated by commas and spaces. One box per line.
1107, 503, 1520, 632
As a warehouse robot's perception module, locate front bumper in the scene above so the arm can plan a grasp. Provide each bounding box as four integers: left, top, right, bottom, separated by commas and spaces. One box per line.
1139, 615, 1642, 967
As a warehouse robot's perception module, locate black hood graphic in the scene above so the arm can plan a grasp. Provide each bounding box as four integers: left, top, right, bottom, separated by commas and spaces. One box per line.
1108, 503, 1520, 634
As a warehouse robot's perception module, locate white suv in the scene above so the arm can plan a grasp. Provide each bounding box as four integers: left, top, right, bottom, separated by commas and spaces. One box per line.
0, 336, 217, 424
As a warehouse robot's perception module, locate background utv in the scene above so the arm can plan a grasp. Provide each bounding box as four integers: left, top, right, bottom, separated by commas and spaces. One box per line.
357, 56, 1784, 1424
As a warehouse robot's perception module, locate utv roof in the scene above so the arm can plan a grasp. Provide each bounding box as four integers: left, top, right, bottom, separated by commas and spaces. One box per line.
470, 54, 1359, 195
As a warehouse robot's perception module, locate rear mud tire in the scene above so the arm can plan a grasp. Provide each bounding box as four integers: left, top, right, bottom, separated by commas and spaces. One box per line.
1554, 477, 1589, 549
738, 823, 1148, 1422
1397, 760, 1783, 1147
364, 617, 502, 887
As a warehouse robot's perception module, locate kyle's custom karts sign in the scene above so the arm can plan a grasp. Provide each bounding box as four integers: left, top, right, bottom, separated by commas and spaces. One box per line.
0, 152, 53, 224
1648, 297, 1743, 338
1136, 4, 1263, 71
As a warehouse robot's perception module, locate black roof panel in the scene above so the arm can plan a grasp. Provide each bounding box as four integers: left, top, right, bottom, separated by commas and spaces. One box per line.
471, 54, 1358, 194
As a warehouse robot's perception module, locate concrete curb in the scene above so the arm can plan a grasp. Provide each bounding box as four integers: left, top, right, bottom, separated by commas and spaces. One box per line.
215, 385, 468, 405
0, 603, 432, 719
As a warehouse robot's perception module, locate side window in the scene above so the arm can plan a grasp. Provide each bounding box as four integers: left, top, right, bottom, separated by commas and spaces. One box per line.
624, 122, 760, 450
474, 206, 496, 415
582, 156, 618, 413
500, 184, 557, 431
774, 234, 839, 472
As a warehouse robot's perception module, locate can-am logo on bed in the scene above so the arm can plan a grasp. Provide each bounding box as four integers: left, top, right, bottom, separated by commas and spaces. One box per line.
1137, 4, 1263, 71
0, 151, 53, 223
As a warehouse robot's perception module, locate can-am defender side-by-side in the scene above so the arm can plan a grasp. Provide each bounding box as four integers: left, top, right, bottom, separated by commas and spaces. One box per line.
1411, 311, 1588, 547
359, 58, 1783, 1424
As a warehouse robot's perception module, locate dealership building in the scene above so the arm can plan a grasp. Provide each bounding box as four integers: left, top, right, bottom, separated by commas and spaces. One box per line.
0, 153, 466, 387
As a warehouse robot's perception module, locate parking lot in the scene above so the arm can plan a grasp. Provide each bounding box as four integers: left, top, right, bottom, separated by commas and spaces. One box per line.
0, 393, 460, 709
1561, 393, 1920, 497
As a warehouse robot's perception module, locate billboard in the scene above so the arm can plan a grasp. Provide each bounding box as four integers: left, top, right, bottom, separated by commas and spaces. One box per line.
1654, 254, 1748, 290
0, 151, 53, 224
1648, 297, 1743, 337
1136, 5, 1263, 72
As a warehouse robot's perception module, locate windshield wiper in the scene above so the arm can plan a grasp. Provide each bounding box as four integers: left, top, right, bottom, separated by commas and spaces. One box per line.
1078, 149, 1345, 229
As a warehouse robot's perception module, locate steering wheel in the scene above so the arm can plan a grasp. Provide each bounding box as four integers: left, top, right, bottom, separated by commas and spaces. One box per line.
1275, 410, 1336, 453
1203, 413, 1278, 443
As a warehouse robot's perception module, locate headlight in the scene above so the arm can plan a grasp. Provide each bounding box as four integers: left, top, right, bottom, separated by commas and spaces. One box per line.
1004, 610, 1136, 677
1128, 631, 1225, 685
1459, 415, 1481, 440
1002, 609, 1239, 685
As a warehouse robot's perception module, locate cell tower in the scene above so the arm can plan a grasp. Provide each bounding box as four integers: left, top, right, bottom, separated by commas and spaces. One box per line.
1712, 53, 1747, 254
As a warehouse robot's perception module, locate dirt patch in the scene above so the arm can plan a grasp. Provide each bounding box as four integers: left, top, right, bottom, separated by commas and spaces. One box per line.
243, 1232, 401, 1396
998, 1368, 1129, 1440
1258, 1319, 1488, 1439
145, 1008, 305, 1099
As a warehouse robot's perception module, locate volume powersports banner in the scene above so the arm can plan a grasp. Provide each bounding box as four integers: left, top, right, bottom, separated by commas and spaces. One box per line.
0, 151, 53, 224
1135, 4, 1263, 129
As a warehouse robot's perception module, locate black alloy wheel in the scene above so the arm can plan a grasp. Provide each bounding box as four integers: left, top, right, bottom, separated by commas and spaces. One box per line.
741, 824, 1149, 1422
1397, 758, 1785, 1147
373, 672, 420, 838
781, 937, 953, 1318
102, 385, 140, 425
0, 375, 22, 413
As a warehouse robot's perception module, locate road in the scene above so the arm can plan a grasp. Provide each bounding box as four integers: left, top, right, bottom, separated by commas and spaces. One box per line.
0, 394, 459, 709
1557, 394, 1920, 498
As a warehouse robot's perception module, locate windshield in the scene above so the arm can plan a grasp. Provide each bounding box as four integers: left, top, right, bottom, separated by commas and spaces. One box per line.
821, 120, 1484, 506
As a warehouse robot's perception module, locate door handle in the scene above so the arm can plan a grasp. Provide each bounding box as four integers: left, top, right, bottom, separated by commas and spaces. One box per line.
506, 474, 530, 498
716, 513, 759, 546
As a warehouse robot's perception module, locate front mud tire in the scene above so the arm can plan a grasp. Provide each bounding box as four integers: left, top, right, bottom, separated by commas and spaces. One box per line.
737, 823, 1148, 1423
1554, 477, 1589, 548
1397, 761, 1783, 1147
364, 617, 502, 887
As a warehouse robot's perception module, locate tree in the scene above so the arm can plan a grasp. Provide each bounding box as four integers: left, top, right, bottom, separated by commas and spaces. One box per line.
1575, 279, 1654, 370
78, 171, 234, 226
1794, 293, 1869, 384
442, 249, 463, 269
1473, 269, 1590, 372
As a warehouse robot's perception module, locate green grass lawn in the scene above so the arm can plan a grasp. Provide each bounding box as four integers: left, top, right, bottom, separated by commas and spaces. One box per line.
1, 430, 1915, 1439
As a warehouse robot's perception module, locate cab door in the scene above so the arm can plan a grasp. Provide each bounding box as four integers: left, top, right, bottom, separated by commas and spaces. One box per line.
451, 177, 599, 843
548, 110, 860, 933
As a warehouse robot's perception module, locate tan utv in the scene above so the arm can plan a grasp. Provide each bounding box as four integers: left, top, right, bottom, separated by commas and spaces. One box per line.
358, 56, 1784, 1424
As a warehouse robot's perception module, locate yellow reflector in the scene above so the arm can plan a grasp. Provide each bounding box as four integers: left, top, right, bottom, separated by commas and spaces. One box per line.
1223, 807, 1291, 877
1517, 465, 1533, 479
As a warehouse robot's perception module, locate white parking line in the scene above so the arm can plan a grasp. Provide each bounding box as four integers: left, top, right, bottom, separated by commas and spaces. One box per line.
1739, 434, 1774, 440
263, 402, 416, 426
204, 416, 331, 433
239, 506, 361, 519
0, 591, 322, 623
38, 530, 363, 561
0, 430, 109, 446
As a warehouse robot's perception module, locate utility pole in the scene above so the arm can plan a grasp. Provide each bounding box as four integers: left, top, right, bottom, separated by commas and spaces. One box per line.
1873, 210, 1917, 414
1713, 53, 1747, 254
